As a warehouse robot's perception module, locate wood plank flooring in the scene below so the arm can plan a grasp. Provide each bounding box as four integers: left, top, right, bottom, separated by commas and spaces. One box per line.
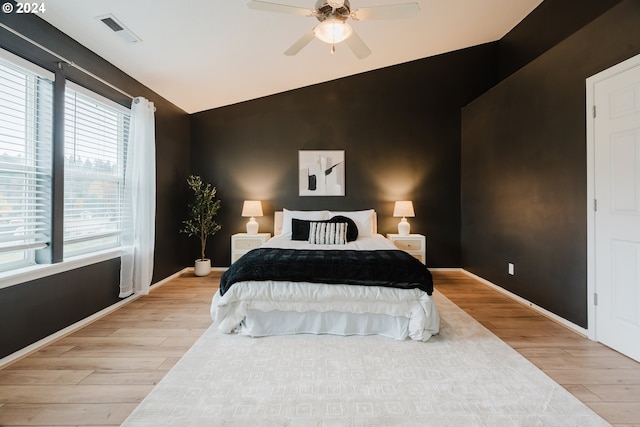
0, 270, 638, 426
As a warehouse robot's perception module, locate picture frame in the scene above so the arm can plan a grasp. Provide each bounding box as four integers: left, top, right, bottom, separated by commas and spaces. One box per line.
299, 150, 345, 196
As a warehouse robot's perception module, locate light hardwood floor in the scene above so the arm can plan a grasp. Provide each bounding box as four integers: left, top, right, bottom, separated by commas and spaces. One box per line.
0, 270, 638, 426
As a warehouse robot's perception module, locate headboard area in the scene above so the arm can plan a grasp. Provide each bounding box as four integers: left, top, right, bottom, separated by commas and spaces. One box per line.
273, 210, 377, 237
274, 211, 284, 236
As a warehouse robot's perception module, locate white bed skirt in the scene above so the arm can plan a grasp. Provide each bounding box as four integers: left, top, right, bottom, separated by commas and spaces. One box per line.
211, 281, 440, 341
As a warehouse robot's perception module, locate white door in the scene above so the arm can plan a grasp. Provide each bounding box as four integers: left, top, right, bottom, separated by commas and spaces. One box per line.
593, 62, 640, 363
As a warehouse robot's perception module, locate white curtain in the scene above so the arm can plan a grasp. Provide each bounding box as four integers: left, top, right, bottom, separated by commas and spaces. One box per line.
119, 97, 156, 298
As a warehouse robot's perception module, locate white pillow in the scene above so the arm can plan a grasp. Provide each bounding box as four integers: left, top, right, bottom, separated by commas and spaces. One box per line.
329, 209, 375, 237
281, 209, 330, 237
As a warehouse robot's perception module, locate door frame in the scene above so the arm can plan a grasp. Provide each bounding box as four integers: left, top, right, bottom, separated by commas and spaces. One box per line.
586, 52, 640, 341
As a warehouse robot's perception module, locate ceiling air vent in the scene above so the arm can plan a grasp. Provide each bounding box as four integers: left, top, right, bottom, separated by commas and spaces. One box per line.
96, 14, 141, 44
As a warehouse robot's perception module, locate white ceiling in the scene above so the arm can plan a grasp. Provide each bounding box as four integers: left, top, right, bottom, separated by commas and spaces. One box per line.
39, 0, 542, 114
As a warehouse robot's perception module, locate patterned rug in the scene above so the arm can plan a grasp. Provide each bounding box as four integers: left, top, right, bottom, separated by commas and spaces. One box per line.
121, 291, 610, 426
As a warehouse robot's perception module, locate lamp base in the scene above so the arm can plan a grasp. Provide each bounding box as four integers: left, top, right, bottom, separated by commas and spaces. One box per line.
246, 217, 259, 235
397, 218, 410, 236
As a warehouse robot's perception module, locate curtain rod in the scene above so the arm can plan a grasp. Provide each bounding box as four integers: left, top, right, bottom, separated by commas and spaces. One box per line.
0, 21, 134, 100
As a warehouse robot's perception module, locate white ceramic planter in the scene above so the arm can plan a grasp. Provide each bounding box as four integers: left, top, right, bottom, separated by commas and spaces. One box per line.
194, 259, 211, 276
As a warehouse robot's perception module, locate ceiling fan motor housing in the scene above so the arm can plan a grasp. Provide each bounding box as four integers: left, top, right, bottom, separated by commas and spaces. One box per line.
315, 0, 351, 22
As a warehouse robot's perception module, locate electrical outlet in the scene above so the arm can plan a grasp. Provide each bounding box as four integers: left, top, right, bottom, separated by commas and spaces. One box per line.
508, 263, 515, 275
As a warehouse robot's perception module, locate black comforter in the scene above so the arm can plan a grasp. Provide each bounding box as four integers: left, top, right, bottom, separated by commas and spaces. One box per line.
219, 248, 433, 296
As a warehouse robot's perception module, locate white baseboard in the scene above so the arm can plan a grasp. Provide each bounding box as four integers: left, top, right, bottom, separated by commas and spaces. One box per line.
0, 268, 190, 369
460, 269, 588, 337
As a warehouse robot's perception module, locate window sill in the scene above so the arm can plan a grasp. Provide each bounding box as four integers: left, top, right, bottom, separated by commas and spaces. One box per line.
0, 249, 122, 290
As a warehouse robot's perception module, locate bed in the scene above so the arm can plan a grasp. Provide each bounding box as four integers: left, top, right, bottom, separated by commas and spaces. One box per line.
210, 209, 440, 341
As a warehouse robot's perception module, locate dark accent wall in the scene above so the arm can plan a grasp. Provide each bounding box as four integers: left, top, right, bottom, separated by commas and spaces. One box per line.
0, 259, 119, 356
498, 0, 623, 79
0, 11, 191, 358
461, 0, 640, 327
190, 44, 500, 268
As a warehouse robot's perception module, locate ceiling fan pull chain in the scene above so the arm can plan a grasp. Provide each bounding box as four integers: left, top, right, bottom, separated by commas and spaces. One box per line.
331, 27, 336, 54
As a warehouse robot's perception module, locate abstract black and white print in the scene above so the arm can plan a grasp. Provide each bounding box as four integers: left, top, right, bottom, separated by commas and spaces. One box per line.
299, 150, 345, 196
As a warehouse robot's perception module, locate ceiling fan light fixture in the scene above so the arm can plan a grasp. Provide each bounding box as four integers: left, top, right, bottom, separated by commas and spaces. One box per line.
314, 18, 352, 44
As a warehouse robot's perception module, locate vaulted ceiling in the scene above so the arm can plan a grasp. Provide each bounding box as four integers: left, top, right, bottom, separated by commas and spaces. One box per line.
39, 0, 542, 113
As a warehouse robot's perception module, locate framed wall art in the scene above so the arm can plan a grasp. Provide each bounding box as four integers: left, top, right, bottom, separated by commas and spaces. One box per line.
299, 150, 345, 196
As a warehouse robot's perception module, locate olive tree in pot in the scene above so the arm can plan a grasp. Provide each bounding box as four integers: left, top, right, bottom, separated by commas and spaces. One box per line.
180, 175, 221, 276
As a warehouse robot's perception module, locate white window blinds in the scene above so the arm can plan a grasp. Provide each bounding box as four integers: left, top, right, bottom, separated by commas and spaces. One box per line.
63, 85, 130, 257
0, 54, 53, 271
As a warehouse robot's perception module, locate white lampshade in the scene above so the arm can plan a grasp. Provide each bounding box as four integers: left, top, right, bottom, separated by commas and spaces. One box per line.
242, 200, 263, 218
393, 201, 415, 218
242, 200, 263, 235
314, 18, 353, 44
393, 201, 415, 236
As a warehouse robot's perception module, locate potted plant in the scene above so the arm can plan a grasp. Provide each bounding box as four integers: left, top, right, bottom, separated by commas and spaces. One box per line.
181, 175, 221, 276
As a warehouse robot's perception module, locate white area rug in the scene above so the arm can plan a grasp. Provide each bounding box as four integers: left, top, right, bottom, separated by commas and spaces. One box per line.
122, 292, 610, 426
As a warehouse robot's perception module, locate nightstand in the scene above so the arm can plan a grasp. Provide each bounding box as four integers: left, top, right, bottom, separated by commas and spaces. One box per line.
231, 233, 270, 263
386, 234, 426, 264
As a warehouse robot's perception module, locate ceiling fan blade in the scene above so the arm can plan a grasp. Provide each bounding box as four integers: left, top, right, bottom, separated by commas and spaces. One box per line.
248, 0, 314, 17
352, 3, 420, 20
284, 30, 315, 56
344, 30, 371, 59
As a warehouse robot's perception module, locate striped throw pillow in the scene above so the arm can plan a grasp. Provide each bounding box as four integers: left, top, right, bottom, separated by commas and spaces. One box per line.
308, 221, 347, 245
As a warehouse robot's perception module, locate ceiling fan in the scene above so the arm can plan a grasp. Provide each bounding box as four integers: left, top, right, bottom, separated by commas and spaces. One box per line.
247, 0, 420, 59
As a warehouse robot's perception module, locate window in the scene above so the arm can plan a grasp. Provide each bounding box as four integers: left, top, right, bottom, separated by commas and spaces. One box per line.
0, 48, 131, 278
0, 53, 53, 272
63, 85, 130, 257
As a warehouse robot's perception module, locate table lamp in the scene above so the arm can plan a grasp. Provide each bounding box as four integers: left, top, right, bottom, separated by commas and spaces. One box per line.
242, 200, 263, 235
393, 201, 415, 236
